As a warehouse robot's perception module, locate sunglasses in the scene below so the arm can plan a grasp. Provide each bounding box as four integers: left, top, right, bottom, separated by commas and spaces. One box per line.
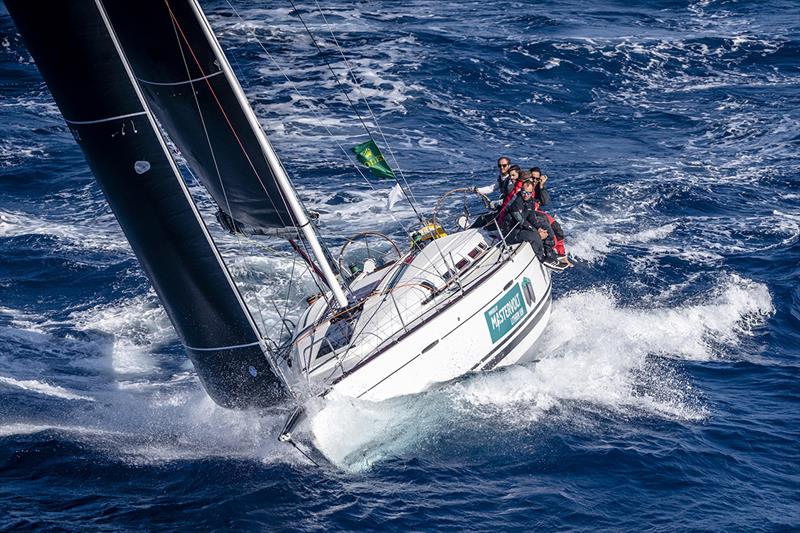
498, 163, 510, 168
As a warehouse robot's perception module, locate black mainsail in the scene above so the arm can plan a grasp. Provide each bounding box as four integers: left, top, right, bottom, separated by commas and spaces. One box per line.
6, 0, 289, 408
101, 0, 349, 308
100, 0, 295, 232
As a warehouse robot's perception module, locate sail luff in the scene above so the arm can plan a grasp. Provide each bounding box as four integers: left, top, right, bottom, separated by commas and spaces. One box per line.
184, 0, 349, 308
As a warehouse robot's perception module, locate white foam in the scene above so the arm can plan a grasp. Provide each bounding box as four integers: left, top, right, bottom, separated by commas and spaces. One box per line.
309, 274, 772, 469
0, 376, 94, 401
0, 208, 130, 253
0, 305, 46, 333
88, 392, 296, 466
69, 295, 172, 375
568, 228, 611, 263
0, 139, 46, 167
0, 423, 116, 438
542, 276, 773, 363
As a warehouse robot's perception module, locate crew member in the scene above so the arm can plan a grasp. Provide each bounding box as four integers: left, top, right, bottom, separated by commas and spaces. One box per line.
496, 156, 512, 196
530, 167, 550, 206
502, 181, 562, 268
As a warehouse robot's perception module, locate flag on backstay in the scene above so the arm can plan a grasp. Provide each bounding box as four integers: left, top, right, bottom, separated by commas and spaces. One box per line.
387, 182, 406, 210
352, 139, 396, 180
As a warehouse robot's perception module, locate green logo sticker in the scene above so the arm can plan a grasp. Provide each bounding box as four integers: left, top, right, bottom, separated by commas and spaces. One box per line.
484, 283, 528, 343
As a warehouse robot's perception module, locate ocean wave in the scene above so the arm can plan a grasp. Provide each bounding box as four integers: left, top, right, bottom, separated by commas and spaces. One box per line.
0, 376, 94, 402
309, 273, 772, 469
0, 208, 131, 258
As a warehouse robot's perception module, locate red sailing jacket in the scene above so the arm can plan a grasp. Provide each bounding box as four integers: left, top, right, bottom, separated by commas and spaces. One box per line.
497, 180, 566, 256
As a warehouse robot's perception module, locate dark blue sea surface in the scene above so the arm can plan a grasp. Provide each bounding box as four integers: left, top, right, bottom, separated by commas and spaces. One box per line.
1, 0, 798, 530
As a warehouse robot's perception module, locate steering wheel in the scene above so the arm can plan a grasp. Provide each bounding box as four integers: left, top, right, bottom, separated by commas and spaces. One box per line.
432, 187, 493, 232
337, 232, 402, 275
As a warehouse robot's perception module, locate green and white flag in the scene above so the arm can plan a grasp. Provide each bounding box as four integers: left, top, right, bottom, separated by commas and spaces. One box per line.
352, 139, 396, 180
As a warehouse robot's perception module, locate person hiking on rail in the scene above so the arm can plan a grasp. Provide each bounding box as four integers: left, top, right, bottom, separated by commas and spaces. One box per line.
528, 167, 571, 265
501, 181, 564, 269
496, 156, 513, 197
529, 167, 551, 207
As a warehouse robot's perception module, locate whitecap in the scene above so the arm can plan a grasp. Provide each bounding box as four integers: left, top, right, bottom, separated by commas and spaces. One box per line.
0, 376, 95, 401
309, 274, 772, 469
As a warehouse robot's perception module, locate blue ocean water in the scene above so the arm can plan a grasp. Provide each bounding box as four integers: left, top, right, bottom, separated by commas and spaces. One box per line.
1, 0, 798, 530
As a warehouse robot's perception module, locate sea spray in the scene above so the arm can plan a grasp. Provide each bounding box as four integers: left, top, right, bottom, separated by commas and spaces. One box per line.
309, 275, 772, 469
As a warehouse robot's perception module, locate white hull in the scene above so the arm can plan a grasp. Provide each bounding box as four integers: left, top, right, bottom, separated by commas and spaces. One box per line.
329, 241, 551, 401
281, 229, 552, 403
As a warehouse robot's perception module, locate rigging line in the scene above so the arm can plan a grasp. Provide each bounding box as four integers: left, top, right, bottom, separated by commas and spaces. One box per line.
278, 253, 299, 342
222, 51, 340, 312
287, 0, 372, 138
269, 298, 290, 343
190, 5, 315, 246
222, 2, 416, 303
178, 160, 286, 342
223, 0, 417, 238
186, 1, 353, 307
249, 237, 334, 310
273, 152, 357, 303
286, 438, 321, 467
305, 0, 455, 276
222, 48, 331, 321
173, 0, 343, 314
293, 234, 337, 309
310, 4, 460, 282
286, 0, 424, 222
166, 7, 277, 340
312, 0, 422, 209
179, 157, 327, 358
164, 0, 299, 234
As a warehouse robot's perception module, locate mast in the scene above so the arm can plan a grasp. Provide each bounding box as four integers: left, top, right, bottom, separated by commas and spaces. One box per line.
186, 0, 349, 309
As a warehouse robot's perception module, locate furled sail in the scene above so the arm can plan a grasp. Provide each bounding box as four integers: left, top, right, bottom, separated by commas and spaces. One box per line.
100, 0, 298, 231
6, 0, 289, 408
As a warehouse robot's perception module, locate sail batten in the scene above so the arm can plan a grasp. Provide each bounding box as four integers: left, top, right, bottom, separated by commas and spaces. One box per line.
136, 71, 225, 87
64, 111, 148, 125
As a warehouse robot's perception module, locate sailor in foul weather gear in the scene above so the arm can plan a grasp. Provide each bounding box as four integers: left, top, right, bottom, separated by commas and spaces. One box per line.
496, 169, 529, 225
502, 182, 560, 266
528, 167, 570, 264
496, 156, 512, 197
498, 164, 521, 198
529, 167, 551, 207
532, 204, 564, 257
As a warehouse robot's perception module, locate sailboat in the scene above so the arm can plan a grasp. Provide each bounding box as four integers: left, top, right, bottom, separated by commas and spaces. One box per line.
6, 0, 554, 447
